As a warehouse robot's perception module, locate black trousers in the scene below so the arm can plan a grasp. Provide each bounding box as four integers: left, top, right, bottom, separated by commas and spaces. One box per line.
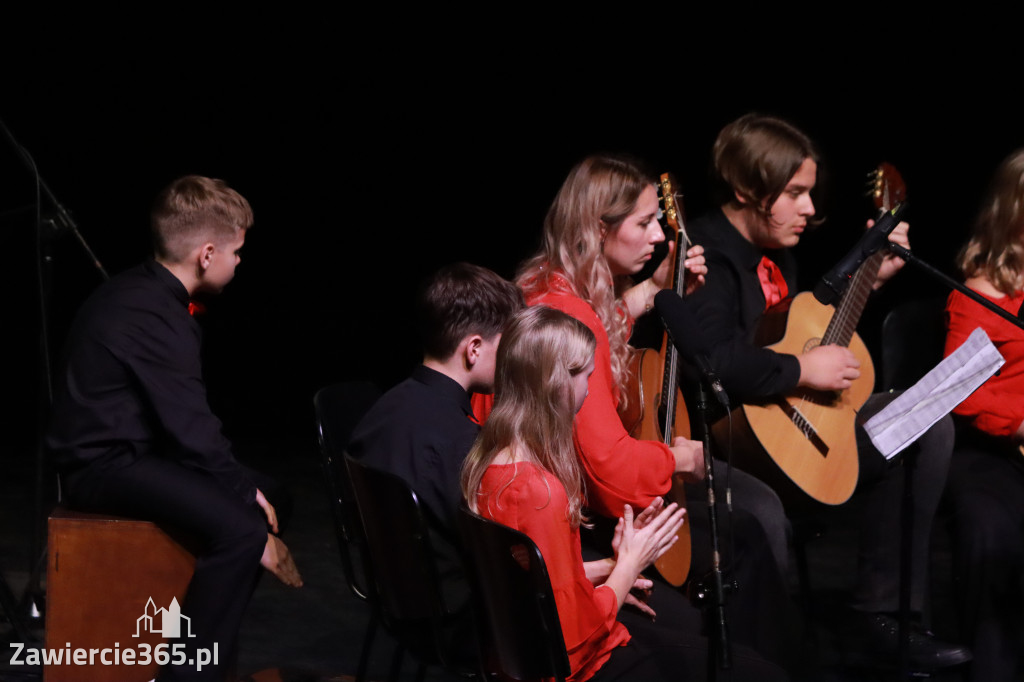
583, 493, 800, 677
850, 395, 953, 615
588, 608, 790, 682
703, 395, 952, 617
946, 436, 1024, 681
63, 453, 285, 681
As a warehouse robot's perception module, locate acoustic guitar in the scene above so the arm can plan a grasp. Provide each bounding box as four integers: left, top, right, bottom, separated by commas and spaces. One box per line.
619, 173, 693, 586
717, 164, 905, 506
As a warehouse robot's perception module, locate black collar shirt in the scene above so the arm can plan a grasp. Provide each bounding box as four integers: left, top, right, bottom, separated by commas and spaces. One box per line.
46, 260, 256, 503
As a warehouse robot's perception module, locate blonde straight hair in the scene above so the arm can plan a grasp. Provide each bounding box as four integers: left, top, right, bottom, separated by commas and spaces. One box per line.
461, 306, 596, 527
958, 149, 1024, 295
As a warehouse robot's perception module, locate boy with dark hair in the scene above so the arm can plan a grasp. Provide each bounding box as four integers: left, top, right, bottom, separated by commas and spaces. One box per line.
350, 261, 524, 532
347, 262, 523, 657
47, 175, 301, 682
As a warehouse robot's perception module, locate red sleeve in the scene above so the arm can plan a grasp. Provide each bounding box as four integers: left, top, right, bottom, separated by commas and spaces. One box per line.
478, 464, 629, 682
530, 290, 675, 518
470, 391, 493, 424
944, 289, 1024, 437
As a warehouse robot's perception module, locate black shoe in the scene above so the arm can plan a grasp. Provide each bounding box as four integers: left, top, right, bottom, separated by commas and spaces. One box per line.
846, 612, 972, 671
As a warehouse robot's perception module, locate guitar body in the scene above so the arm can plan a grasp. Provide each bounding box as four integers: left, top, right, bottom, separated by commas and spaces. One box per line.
622, 347, 693, 585
730, 292, 874, 505
621, 347, 693, 442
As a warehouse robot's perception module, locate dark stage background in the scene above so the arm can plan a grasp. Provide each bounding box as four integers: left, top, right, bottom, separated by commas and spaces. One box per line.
4, 41, 1022, 552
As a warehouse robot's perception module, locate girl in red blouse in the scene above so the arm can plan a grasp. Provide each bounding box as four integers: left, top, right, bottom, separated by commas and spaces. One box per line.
944, 148, 1024, 681
462, 305, 787, 681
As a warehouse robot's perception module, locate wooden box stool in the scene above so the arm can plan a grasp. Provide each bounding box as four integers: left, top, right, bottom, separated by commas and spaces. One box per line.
45, 507, 195, 682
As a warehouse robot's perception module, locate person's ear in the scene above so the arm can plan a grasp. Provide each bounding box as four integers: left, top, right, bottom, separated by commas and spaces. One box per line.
463, 334, 484, 369
198, 242, 216, 272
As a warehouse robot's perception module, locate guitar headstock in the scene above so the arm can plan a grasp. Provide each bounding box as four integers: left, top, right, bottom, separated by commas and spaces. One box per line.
658, 172, 690, 248
867, 162, 907, 213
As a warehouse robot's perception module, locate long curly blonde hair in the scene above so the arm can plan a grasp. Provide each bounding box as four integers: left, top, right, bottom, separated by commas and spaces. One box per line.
958, 149, 1024, 295
461, 306, 596, 527
517, 155, 655, 390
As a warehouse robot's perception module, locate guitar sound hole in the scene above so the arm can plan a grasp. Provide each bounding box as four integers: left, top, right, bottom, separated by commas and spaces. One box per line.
802, 338, 822, 353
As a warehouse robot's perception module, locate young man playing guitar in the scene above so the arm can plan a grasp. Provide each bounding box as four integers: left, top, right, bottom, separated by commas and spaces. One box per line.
685, 114, 968, 670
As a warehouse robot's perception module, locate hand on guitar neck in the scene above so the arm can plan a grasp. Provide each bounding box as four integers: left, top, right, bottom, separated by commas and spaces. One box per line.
794, 212, 906, 393
871, 217, 911, 290
669, 437, 705, 481
797, 344, 862, 392
622, 244, 707, 318
680, 244, 708, 295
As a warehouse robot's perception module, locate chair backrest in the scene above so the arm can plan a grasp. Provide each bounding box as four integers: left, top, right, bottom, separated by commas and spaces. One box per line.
345, 455, 450, 663
457, 504, 570, 682
881, 296, 948, 391
314, 381, 381, 601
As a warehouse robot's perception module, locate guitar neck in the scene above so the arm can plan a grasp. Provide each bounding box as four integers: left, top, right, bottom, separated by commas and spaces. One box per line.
658, 230, 687, 444
657, 173, 688, 444
821, 244, 884, 348
824, 161, 907, 348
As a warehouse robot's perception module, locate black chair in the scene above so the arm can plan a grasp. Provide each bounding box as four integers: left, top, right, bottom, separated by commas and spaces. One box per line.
313, 381, 381, 682
457, 503, 571, 682
881, 296, 949, 391
345, 455, 471, 682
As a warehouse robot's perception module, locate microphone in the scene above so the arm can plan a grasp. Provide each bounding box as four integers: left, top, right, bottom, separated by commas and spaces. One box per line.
653, 290, 730, 408
813, 202, 908, 305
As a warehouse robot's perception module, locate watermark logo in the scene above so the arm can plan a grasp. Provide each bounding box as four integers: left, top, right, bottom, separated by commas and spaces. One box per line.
10, 595, 216, 672
134, 597, 195, 638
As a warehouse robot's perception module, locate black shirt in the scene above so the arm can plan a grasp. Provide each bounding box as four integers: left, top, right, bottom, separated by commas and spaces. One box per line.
687, 207, 803, 401
46, 260, 256, 503
348, 364, 479, 535
347, 364, 479, 613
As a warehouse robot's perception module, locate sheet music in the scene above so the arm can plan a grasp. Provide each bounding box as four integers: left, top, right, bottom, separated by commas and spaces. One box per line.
864, 327, 1004, 459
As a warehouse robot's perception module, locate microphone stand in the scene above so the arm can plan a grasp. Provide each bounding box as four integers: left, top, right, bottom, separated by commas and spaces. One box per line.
888, 242, 1024, 332
689, 380, 735, 679
883, 242, 1024, 680
2, 116, 109, 636
652, 288, 737, 677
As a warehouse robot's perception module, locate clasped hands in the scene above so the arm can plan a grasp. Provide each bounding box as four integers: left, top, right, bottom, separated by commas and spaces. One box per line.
585, 498, 686, 620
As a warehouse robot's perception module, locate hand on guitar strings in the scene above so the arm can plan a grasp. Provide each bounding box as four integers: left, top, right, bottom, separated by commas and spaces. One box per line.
797, 344, 861, 391
872, 218, 910, 290
649, 240, 708, 293
670, 437, 706, 480
682, 244, 708, 296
